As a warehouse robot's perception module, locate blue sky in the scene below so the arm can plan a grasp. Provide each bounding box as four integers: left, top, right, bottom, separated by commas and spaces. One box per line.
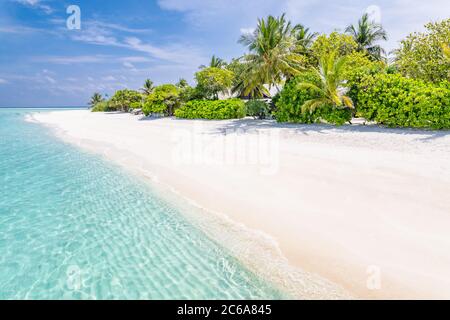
0, 0, 449, 107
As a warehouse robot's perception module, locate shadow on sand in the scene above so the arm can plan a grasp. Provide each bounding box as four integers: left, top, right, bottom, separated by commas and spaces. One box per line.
135, 115, 450, 142
208, 118, 450, 142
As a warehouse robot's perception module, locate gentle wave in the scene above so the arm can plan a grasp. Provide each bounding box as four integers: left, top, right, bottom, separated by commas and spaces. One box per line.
34, 112, 352, 299
0, 110, 286, 299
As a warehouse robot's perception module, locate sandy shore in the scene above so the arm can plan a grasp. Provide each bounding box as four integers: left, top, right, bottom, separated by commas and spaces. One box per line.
32, 110, 450, 299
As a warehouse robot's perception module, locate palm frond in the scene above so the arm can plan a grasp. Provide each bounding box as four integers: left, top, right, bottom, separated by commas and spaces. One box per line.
346, 13, 388, 60
297, 82, 323, 93
237, 13, 307, 96
301, 98, 329, 113
342, 95, 354, 108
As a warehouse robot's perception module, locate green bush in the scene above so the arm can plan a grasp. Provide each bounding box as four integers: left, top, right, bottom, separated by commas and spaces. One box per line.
109, 89, 142, 112
143, 84, 180, 116
129, 101, 143, 110
343, 52, 386, 110
175, 99, 246, 120
91, 101, 112, 112
275, 72, 352, 125
357, 73, 450, 129
195, 67, 234, 100
246, 100, 271, 119
310, 32, 358, 65
317, 105, 353, 126
395, 19, 450, 84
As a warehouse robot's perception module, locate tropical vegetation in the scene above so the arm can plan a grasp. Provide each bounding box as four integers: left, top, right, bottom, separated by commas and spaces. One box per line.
345, 13, 387, 61
275, 71, 352, 125
237, 14, 306, 96
89, 14, 450, 129
175, 99, 246, 120
200, 55, 227, 69
394, 19, 450, 83
246, 100, 271, 119
109, 90, 142, 112
296, 52, 353, 113
89, 93, 104, 107
195, 67, 234, 100
143, 84, 180, 116
357, 73, 450, 129
140, 79, 155, 95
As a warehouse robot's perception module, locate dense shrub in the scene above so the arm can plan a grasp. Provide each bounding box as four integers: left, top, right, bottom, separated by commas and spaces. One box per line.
179, 86, 206, 102
343, 52, 386, 109
310, 32, 358, 65
109, 89, 142, 112
246, 100, 271, 119
143, 84, 180, 116
357, 74, 450, 129
195, 67, 234, 100
91, 101, 113, 112
275, 72, 352, 125
174, 99, 246, 120
130, 101, 143, 110
394, 19, 450, 84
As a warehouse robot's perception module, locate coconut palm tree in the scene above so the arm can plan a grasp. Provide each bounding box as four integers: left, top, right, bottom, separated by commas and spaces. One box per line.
345, 13, 387, 61
297, 52, 354, 113
238, 13, 304, 96
176, 78, 189, 89
293, 24, 318, 52
199, 55, 227, 69
89, 92, 104, 107
140, 79, 155, 95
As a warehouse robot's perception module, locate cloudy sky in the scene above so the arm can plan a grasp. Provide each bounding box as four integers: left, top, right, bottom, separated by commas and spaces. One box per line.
0, 0, 449, 107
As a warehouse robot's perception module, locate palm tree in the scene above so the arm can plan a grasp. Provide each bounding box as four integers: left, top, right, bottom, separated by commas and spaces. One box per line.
200, 55, 227, 69
293, 24, 318, 52
297, 52, 354, 113
237, 13, 304, 96
89, 93, 104, 107
345, 13, 387, 61
140, 79, 155, 95
176, 78, 189, 88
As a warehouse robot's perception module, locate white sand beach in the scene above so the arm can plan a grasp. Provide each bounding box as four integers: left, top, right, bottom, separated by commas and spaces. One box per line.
32, 110, 450, 299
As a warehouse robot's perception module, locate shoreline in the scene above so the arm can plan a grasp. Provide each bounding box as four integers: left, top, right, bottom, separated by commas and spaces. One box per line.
31, 110, 450, 299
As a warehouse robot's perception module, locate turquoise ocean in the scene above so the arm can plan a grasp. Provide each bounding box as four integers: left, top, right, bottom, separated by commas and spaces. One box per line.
0, 108, 285, 299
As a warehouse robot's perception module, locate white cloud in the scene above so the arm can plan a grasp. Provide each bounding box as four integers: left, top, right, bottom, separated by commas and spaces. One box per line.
44, 76, 56, 84
68, 20, 207, 67
67, 20, 154, 47
71, 29, 120, 47
120, 56, 153, 63
67, 19, 206, 66
156, 0, 284, 31
86, 21, 153, 34
15, 0, 40, 5
123, 61, 135, 69
15, 0, 53, 14
34, 55, 155, 65
102, 76, 117, 81
157, 0, 450, 53
36, 55, 109, 64
0, 78, 8, 84
0, 25, 39, 34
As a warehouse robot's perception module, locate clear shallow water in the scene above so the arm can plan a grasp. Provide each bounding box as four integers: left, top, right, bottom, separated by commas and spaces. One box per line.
0, 109, 285, 299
